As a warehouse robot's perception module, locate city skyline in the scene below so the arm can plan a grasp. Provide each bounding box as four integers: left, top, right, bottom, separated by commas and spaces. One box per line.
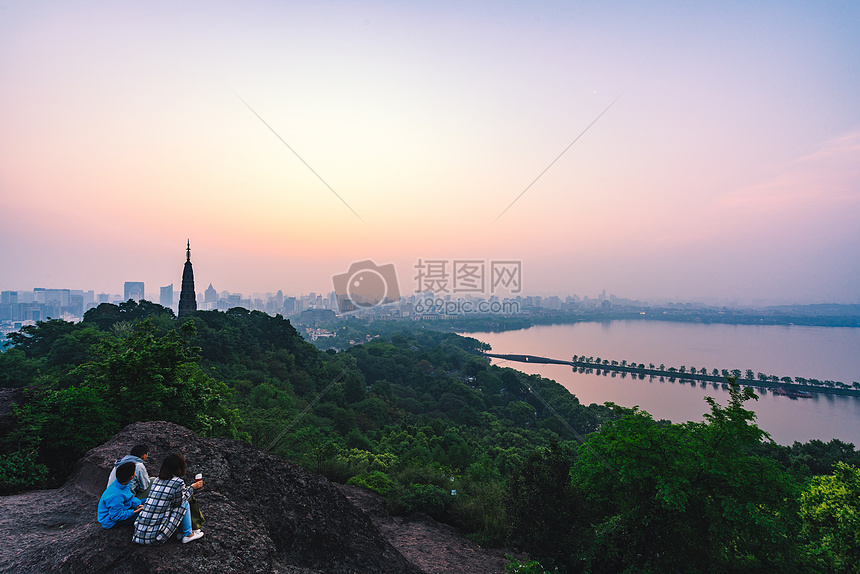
0, 281, 635, 308
2, 1, 859, 304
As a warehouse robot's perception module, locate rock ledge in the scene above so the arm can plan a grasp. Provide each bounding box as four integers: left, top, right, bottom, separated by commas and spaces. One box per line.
0, 421, 421, 574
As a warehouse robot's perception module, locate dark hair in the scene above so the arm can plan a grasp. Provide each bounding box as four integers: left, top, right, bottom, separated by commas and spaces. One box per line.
130, 444, 149, 458
116, 461, 137, 484
158, 454, 187, 480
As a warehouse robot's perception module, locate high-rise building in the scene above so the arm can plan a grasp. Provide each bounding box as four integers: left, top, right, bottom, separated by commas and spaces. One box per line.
284, 296, 297, 314
82, 290, 97, 313
70, 294, 84, 317
124, 281, 145, 302
39, 288, 70, 319
178, 240, 197, 318
160, 284, 174, 308
204, 283, 217, 304
0, 291, 17, 321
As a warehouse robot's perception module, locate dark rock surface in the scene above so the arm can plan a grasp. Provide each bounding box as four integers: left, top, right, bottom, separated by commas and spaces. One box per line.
337, 484, 513, 574
0, 421, 422, 574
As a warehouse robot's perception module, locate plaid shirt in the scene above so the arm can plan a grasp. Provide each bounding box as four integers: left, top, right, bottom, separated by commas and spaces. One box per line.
132, 477, 193, 545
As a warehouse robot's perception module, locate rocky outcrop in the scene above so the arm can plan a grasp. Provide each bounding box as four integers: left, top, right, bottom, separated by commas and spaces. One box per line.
337, 485, 512, 574
0, 421, 422, 574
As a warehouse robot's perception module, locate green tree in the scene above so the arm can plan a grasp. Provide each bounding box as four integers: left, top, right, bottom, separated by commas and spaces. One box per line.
394, 483, 452, 520
79, 320, 242, 438
25, 385, 120, 475
799, 462, 860, 573
288, 426, 340, 474
505, 401, 536, 426
344, 370, 366, 404
83, 299, 175, 331
0, 348, 39, 388
249, 382, 293, 410
0, 448, 48, 494
572, 386, 801, 573
371, 379, 392, 400
4, 319, 245, 486
505, 439, 576, 571
6, 318, 81, 358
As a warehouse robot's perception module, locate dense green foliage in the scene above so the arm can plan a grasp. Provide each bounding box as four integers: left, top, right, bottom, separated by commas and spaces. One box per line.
2, 302, 860, 572
506, 439, 577, 571
1, 306, 242, 489
571, 388, 801, 573
799, 462, 860, 573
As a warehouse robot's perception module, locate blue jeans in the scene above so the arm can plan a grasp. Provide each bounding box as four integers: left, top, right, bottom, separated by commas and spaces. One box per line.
180, 501, 192, 537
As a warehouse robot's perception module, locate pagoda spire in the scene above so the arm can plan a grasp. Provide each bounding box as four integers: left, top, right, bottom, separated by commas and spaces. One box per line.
178, 240, 197, 318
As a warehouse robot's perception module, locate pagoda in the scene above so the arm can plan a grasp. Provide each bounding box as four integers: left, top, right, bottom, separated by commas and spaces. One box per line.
178, 240, 197, 318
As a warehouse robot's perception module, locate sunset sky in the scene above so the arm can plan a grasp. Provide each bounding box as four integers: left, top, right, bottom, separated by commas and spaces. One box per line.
2, 1, 859, 303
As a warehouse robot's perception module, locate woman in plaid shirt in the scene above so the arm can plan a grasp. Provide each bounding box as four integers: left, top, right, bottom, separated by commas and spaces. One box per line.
132, 454, 203, 544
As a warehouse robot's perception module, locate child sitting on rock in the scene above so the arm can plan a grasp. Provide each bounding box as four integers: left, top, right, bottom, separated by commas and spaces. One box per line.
106, 444, 152, 500
97, 461, 143, 529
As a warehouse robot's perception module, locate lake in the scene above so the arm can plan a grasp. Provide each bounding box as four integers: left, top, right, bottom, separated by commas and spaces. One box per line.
463, 321, 860, 446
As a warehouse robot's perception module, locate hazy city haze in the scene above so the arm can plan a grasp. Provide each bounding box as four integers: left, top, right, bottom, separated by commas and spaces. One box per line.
1, 1, 859, 303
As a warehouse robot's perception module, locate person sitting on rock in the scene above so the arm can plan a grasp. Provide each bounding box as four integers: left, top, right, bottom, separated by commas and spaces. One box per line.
132, 453, 203, 545
97, 461, 143, 529
106, 444, 152, 499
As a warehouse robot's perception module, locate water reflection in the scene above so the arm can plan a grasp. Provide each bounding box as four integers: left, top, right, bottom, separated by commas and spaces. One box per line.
466, 321, 860, 445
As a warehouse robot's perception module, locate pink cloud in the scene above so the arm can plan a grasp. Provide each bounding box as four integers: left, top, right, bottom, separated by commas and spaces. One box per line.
719, 129, 860, 212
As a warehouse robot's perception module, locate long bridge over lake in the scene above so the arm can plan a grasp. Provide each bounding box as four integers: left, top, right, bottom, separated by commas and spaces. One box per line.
481, 352, 860, 398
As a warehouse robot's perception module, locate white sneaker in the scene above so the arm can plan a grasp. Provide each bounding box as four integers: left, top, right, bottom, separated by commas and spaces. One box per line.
179, 529, 202, 540
182, 531, 204, 544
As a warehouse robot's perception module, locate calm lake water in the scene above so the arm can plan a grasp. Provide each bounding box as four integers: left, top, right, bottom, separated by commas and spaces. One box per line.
464, 321, 860, 446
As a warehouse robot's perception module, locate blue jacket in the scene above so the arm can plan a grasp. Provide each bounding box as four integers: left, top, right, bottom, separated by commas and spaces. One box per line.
97, 480, 142, 529
106, 455, 151, 499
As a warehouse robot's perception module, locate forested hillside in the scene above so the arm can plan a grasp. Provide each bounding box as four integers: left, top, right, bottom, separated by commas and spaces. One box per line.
2, 301, 859, 573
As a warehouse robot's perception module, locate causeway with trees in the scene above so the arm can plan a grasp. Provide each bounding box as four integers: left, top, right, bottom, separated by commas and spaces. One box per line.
481, 352, 860, 397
